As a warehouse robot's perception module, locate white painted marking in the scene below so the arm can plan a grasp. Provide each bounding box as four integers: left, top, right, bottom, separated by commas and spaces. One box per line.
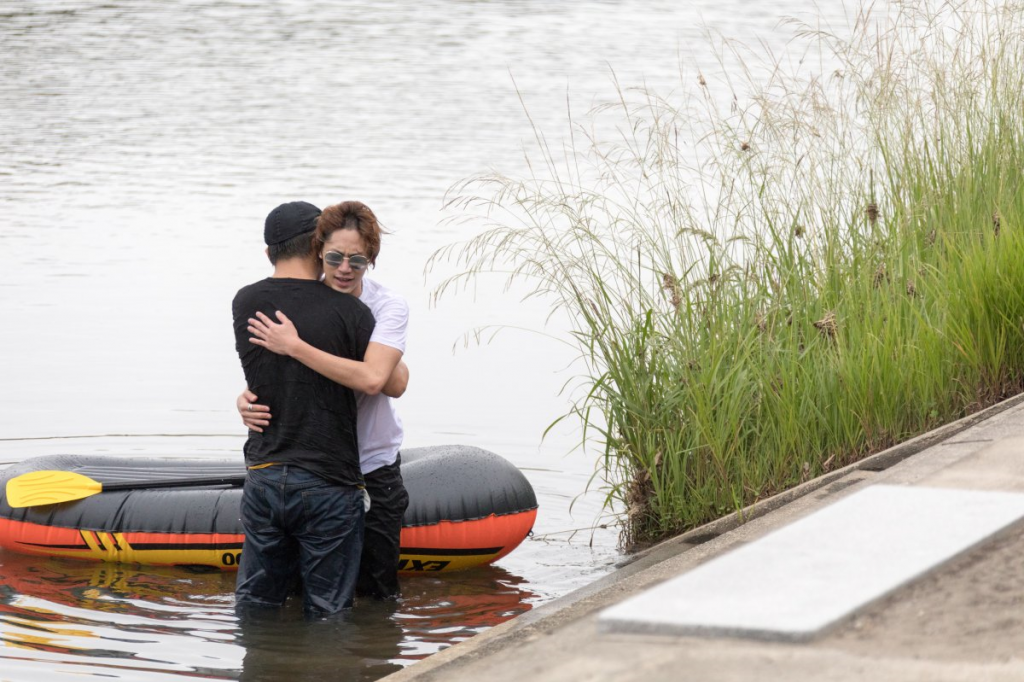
598, 485, 1024, 640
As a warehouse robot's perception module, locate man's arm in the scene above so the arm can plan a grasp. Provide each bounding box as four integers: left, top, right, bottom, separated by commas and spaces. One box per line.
248, 311, 404, 396
290, 338, 404, 396
237, 388, 271, 432
382, 360, 409, 398
235, 362, 405, 431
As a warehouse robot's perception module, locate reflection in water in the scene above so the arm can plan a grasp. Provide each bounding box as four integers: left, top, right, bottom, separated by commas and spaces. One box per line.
397, 568, 536, 660
0, 551, 536, 681
0, 552, 239, 680
235, 564, 537, 681
237, 603, 405, 682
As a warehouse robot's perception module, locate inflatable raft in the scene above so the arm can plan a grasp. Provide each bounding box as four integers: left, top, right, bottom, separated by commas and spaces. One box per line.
0, 445, 537, 573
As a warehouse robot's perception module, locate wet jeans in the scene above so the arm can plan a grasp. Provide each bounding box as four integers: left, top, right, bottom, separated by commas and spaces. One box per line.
357, 455, 410, 599
235, 464, 364, 615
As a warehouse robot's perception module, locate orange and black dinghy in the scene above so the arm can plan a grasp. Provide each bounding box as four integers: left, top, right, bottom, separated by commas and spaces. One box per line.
0, 445, 537, 573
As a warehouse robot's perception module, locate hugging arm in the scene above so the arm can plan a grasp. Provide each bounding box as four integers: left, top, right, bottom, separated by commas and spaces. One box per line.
248, 309, 407, 393
382, 358, 410, 397
235, 351, 406, 431
237, 388, 271, 433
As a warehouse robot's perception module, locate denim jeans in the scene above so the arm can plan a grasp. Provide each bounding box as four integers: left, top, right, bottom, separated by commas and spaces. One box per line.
357, 455, 410, 599
235, 464, 365, 615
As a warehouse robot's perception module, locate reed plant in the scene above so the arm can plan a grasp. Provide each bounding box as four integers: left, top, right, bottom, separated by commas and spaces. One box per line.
430, 0, 1024, 550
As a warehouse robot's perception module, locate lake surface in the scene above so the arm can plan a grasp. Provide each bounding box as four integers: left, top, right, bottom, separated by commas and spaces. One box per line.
1, 0, 857, 679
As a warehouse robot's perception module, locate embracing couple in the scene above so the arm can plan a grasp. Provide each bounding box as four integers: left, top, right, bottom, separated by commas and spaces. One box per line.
230, 200, 410, 616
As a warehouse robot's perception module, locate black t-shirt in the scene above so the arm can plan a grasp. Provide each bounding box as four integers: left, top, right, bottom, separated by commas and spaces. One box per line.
231, 277, 375, 488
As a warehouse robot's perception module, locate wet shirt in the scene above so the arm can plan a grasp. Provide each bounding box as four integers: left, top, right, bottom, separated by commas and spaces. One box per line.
232, 277, 375, 487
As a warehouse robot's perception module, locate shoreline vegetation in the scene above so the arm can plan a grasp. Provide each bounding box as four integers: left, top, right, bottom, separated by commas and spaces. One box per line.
430, 0, 1024, 551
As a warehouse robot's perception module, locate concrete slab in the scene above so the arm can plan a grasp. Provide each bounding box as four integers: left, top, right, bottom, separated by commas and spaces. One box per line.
922, 436, 1024, 492
597, 484, 1024, 641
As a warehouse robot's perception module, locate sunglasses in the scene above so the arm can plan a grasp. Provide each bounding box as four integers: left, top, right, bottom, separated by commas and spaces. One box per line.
323, 251, 370, 271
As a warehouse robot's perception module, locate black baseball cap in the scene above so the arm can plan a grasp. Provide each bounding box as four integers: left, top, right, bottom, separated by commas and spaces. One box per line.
264, 201, 321, 246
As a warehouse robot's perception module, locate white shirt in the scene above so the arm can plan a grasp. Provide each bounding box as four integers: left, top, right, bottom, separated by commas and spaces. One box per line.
356, 277, 408, 474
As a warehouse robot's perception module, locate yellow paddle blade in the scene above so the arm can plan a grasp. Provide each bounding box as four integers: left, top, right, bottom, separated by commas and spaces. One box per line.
5, 470, 104, 508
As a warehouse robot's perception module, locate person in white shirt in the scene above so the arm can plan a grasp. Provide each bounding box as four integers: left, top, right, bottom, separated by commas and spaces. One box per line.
238, 200, 410, 600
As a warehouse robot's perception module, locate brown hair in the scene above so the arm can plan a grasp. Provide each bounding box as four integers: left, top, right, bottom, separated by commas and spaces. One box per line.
314, 201, 385, 264
266, 230, 316, 265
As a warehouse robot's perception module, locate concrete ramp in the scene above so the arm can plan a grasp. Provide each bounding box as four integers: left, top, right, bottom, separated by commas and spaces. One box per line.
598, 484, 1024, 641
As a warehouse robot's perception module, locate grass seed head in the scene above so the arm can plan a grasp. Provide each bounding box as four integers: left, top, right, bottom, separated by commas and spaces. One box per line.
873, 262, 888, 288
661, 272, 682, 309
866, 202, 880, 225
813, 311, 838, 340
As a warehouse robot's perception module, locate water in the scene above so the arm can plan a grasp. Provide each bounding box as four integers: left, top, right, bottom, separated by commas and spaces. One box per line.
1, 0, 856, 679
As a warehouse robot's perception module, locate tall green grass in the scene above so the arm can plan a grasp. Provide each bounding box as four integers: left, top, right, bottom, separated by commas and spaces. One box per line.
430, 0, 1024, 550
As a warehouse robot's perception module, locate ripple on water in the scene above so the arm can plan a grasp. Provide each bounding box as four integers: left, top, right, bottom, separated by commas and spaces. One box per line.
0, 548, 560, 681
0, 553, 241, 680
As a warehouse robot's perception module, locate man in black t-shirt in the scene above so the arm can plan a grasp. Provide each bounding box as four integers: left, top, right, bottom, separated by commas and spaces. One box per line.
231, 201, 376, 616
